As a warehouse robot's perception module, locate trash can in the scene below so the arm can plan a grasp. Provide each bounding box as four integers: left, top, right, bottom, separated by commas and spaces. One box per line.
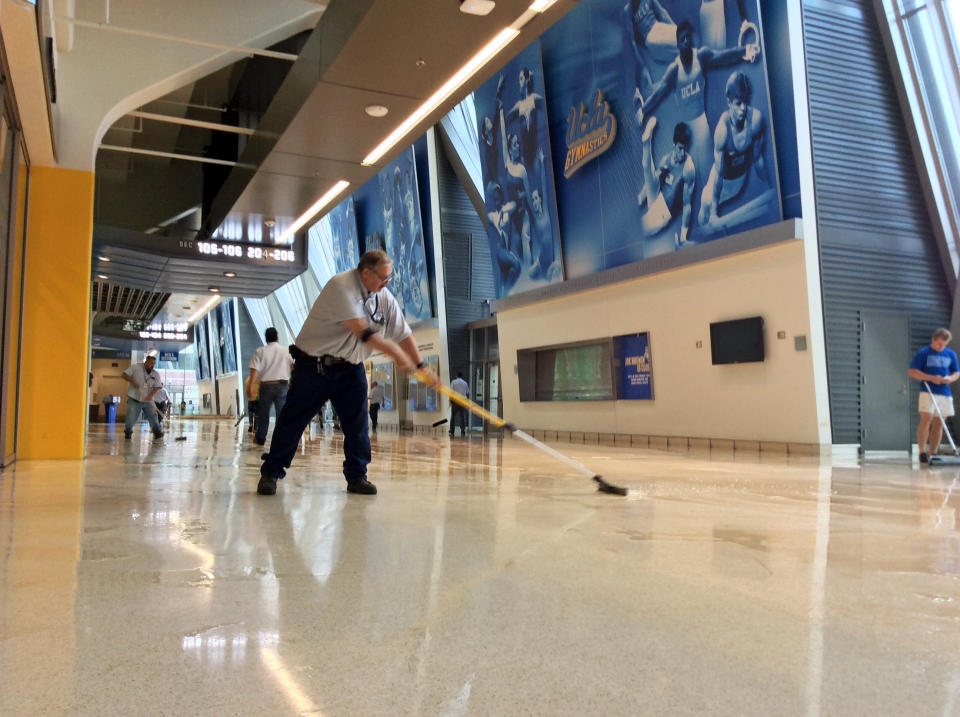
102, 395, 120, 424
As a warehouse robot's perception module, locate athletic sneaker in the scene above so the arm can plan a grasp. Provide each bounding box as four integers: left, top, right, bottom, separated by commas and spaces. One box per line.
920, 452, 929, 464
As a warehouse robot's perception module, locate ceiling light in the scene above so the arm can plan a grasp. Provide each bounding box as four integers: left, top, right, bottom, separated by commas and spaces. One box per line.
460, 0, 496, 16
264, 218, 276, 227
187, 295, 221, 323
364, 104, 389, 118
98, 256, 111, 262
208, 287, 220, 293
96, 274, 109, 280
362, 27, 518, 166
276, 180, 351, 244
182, 306, 191, 310
529, 0, 558, 11
223, 271, 237, 278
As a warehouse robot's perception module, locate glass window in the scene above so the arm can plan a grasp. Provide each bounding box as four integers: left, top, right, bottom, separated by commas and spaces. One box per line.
440, 94, 483, 195
888, 0, 960, 268
274, 278, 310, 334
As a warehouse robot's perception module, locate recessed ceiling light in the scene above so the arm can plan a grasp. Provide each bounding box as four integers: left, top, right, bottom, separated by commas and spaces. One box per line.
97, 274, 109, 280
208, 287, 220, 293
362, 28, 518, 165
98, 256, 111, 262
182, 306, 191, 310
223, 271, 237, 278
459, 0, 495, 16
365, 104, 389, 118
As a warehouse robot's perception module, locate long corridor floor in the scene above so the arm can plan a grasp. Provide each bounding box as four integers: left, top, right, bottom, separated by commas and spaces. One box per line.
2, 420, 960, 715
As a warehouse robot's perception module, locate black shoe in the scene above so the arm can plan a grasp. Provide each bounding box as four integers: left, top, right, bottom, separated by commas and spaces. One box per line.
920, 452, 929, 464
124, 431, 132, 440
153, 432, 164, 440
346, 478, 377, 495
257, 476, 278, 495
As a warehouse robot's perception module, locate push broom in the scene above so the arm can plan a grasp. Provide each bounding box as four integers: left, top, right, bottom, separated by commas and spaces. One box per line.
414, 369, 631, 496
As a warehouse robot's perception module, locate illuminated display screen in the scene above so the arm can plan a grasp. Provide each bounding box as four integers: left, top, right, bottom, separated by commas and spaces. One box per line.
194, 241, 299, 264
127, 321, 189, 341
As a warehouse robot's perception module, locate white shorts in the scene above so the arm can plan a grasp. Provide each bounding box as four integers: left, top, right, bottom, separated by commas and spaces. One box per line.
920, 392, 955, 417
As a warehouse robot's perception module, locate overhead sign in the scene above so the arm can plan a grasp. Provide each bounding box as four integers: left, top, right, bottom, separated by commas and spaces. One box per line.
93, 224, 307, 268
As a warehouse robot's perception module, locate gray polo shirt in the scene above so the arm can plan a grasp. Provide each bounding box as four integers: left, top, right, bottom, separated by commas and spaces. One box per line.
295, 269, 411, 364
123, 363, 164, 401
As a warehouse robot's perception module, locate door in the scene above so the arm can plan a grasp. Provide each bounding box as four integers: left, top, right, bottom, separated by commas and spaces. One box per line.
488, 363, 500, 421
861, 312, 910, 452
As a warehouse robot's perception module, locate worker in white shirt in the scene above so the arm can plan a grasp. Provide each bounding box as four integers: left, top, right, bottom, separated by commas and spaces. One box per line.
246, 327, 293, 446
121, 352, 164, 440
450, 371, 470, 437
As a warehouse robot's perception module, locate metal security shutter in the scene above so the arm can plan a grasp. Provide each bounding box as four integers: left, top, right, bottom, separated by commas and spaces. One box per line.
803, 0, 952, 443
437, 141, 496, 379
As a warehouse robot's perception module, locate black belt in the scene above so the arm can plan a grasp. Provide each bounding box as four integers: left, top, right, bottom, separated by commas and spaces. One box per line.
259, 379, 288, 385
290, 345, 354, 374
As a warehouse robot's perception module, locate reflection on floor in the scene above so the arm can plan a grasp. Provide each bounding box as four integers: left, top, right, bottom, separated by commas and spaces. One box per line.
2, 420, 960, 715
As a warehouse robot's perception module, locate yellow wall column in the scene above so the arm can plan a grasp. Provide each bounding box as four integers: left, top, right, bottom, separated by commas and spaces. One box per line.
19, 167, 94, 459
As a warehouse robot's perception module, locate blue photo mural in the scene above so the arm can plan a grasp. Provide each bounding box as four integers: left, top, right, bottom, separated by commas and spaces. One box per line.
196, 321, 210, 381
326, 195, 360, 273
379, 146, 432, 322
474, 41, 564, 299
541, 0, 781, 276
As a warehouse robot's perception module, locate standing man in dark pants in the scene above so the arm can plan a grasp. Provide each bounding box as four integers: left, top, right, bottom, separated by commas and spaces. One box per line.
368, 380, 385, 432
247, 327, 292, 445
258, 250, 436, 496
450, 371, 469, 437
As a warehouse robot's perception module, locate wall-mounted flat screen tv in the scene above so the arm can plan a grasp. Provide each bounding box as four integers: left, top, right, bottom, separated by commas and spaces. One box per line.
710, 317, 765, 365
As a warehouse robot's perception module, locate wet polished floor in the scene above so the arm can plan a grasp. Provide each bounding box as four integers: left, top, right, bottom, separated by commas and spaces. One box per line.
2, 420, 960, 715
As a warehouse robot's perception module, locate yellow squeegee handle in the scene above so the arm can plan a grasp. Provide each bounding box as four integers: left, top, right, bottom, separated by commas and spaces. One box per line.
413, 369, 508, 429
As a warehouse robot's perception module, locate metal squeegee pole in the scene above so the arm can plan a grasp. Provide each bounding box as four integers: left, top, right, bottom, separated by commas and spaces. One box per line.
509, 429, 596, 478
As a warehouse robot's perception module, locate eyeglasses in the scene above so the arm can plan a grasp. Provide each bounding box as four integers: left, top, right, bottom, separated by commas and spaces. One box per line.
367, 267, 392, 286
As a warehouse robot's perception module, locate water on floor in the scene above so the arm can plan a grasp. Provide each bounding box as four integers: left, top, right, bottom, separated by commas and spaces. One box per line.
1, 420, 959, 715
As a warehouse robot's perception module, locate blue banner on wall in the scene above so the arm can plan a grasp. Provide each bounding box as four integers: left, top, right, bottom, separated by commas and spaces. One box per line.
307, 137, 436, 324
539, 0, 781, 277
474, 42, 565, 299
217, 301, 237, 374
614, 332, 653, 400
327, 195, 360, 273
379, 146, 432, 322
196, 321, 210, 381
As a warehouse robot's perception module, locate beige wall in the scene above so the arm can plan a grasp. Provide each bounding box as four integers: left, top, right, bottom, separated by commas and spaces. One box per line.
90, 357, 132, 420
216, 375, 242, 417
197, 379, 216, 415
497, 240, 824, 445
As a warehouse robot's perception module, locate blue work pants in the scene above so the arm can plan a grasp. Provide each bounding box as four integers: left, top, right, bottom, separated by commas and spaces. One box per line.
261, 360, 370, 484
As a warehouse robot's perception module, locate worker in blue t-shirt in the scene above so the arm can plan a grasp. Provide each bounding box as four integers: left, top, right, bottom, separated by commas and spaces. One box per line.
908, 328, 960, 463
